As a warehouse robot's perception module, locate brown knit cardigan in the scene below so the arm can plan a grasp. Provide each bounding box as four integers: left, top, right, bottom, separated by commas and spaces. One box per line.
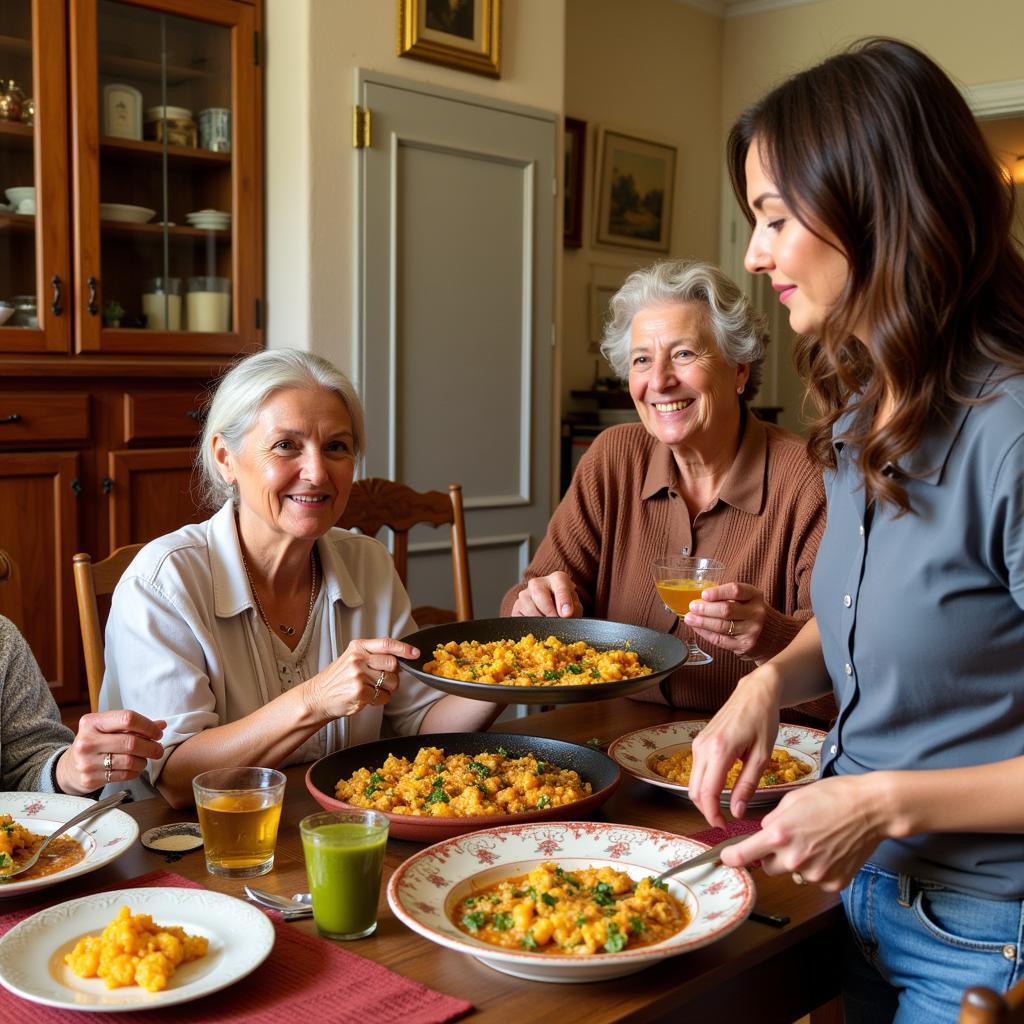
501, 414, 835, 722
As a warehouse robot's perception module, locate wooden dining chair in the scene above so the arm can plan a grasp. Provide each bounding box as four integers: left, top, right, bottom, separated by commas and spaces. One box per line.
960, 976, 1024, 1023
73, 545, 145, 713
0, 548, 25, 631
338, 479, 473, 626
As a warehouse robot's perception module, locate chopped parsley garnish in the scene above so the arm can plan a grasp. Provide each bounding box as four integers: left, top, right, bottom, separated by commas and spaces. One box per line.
492, 912, 513, 931
511, 888, 525, 898
629, 915, 646, 933
424, 777, 450, 805
534, 760, 547, 776
542, 669, 563, 680
651, 878, 668, 891
566, 663, 583, 674
468, 760, 492, 778
541, 891, 558, 907
591, 882, 615, 907
520, 931, 538, 950
496, 746, 509, 757
462, 911, 486, 932
463, 897, 477, 907
363, 771, 385, 797
575, 915, 587, 926
604, 922, 627, 953
535, 795, 551, 809
589, 668, 602, 679
555, 867, 581, 888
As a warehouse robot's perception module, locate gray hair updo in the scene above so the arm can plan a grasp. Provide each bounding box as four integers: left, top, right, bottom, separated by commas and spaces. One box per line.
197, 348, 365, 510
600, 260, 768, 400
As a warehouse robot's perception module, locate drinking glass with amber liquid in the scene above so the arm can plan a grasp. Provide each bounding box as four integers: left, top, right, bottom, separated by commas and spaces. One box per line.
651, 557, 726, 666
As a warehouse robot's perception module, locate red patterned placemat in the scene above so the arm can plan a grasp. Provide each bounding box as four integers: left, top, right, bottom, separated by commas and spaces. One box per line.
686, 814, 764, 846
0, 870, 472, 1024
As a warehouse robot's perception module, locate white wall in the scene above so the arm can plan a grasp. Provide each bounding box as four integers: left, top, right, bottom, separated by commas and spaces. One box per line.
265, 0, 565, 383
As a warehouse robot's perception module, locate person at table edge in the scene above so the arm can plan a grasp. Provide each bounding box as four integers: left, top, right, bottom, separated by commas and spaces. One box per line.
100, 349, 499, 808
502, 259, 832, 722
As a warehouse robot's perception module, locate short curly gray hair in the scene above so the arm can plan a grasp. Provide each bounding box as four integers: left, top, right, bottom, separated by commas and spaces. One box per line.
600, 260, 768, 401
197, 348, 365, 510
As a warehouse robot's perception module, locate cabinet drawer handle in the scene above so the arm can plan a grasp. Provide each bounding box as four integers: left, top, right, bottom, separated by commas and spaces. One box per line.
70, 478, 83, 496
0, 414, 21, 424
51, 275, 62, 316
101, 476, 114, 495
87, 276, 98, 316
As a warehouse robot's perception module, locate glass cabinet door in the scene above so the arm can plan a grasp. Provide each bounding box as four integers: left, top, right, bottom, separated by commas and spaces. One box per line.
72, 0, 261, 355
0, 0, 71, 352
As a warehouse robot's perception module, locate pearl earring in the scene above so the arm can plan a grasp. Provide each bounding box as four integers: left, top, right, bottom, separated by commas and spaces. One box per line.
737, 384, 746, 395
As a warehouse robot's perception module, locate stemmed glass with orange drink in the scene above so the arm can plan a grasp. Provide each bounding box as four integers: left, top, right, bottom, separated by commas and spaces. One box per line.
651, 557, 726, 666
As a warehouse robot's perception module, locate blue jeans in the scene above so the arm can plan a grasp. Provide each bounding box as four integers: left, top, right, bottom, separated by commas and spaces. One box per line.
841, 863, 1024, 1024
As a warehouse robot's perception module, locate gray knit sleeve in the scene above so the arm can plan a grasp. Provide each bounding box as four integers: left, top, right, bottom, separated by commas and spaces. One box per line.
0, 616, 74, 792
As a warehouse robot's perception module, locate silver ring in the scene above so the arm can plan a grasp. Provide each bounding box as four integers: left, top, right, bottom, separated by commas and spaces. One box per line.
103, 752, 113, 771
792, 871, 806, 886
372, 670, 385, 703
104, 768, 112, 784
727, 619, 736, 637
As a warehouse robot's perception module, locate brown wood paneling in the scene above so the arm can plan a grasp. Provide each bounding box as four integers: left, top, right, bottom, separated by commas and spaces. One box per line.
122, 389, 206, 444
0, 392, 90, 446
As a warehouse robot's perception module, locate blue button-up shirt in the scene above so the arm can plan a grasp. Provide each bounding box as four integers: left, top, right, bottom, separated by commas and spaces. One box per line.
814, 365, 1024, 898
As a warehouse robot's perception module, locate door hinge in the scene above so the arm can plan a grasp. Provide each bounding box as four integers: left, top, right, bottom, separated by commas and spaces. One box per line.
352, 106, 371, 149
253, 30, 261, 66
255, 297, 262, 329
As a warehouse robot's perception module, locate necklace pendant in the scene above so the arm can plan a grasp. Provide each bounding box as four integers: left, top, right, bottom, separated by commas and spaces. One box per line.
279, 624, 296, 636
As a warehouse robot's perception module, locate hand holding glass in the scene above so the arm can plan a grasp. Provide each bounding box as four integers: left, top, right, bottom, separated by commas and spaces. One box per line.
652, 557, 726, 666
192, 766, 286, 878
300, 810, 389, 940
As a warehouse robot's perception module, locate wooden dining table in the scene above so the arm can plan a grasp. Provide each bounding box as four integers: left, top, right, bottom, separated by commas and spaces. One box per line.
7, 698, 846, 1023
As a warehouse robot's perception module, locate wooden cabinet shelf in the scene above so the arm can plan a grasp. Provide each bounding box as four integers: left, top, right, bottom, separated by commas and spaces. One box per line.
101, 136, 231, 167
100, 220, 230, 242
0, 34, 32, 58
0, 121, 34, 149
0, 212, 36, 232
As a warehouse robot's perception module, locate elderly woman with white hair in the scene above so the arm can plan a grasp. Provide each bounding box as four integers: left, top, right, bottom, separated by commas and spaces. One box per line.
101, 349, 498, 807
502, 260, 830, 718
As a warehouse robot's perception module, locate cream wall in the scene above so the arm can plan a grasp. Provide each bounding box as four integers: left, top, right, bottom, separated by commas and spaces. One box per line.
265, 0, 566, 379
562, 0, 723, 406
720, 0, 1024, 432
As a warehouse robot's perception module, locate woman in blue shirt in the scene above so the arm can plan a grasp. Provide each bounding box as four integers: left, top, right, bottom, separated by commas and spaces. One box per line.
685, 38, 1024, 1022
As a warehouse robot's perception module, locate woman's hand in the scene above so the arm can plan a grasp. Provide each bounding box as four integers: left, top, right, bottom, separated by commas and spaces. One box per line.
55, 710, 165, 796
510, 572, 583, 618
303, 637, 420, 721
687, 667, 783, 826
719, 774, 892, 891
684, 582, 771, 661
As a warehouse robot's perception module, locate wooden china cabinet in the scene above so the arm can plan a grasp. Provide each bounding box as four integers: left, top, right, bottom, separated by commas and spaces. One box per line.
0, 0, 263, 703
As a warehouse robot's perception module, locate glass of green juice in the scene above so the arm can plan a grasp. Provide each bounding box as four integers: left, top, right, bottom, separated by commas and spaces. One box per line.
299, 810, 390, 940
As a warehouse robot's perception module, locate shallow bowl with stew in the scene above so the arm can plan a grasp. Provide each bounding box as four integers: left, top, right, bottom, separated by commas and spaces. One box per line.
387, 820, 755, 982
608, 719, 825, 808
0, 792, 139, 898
306, 732, 621, 842
398, 617, 687, 706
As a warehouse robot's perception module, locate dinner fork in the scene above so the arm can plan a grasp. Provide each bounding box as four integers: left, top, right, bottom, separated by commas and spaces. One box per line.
653, 834, 749, 886
0, 790, 129, 881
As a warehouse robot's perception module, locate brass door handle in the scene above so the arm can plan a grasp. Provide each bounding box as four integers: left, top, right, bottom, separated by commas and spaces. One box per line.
87, 276, 98, 316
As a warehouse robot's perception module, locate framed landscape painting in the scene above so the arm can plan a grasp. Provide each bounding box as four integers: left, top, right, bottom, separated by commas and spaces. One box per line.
398, 0, 501, 78
563, 117, 586, 248
594, 128, 676, 253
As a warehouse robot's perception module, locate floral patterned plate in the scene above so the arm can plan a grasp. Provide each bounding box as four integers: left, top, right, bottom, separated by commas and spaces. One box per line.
0, 792, 138, 898
0, 887, 274, 1010
608, 720, 826, 808
387, 821, 755, 982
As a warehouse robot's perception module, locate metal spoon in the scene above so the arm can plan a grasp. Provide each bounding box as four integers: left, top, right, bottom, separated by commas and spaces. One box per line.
244, 885, 313, 917
653, 834, 748, 885
0, 790, 130, 882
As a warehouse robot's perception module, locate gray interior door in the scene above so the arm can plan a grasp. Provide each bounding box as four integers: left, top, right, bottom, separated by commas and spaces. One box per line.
356, 70, 557, 619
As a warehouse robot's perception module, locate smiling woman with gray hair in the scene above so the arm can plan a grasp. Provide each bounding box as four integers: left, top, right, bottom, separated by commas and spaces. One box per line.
502, 259, 831, 718
100, 348, 498, 808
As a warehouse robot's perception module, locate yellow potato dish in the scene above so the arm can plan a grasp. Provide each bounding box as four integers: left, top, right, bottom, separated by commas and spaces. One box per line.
649, 747, 813, 789
0, 813, 84, 881
424, 634, 652, 687
452, 862, 689, 954
335, 746, 591, 817
65, 906, 209, 993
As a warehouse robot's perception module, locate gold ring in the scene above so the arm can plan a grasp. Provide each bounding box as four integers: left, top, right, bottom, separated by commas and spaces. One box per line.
792, 871, 806, 886
372, 671, 386, 703
727, 619, 736, 637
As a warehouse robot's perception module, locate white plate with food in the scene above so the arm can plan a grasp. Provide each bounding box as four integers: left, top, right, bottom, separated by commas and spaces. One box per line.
388, 821, 754, 983
608, 720, 825, 808
0, 792, 138, 898
0, 887, 274, 1011
99, 203, 156, 223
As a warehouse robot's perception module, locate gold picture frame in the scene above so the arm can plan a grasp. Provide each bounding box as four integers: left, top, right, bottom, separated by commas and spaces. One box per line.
397, 0, 502, 79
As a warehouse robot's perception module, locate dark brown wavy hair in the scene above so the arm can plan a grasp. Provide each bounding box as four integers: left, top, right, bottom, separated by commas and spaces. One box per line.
727, 37, 1024, 513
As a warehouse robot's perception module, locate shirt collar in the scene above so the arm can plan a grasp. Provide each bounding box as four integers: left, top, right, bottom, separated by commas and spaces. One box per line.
831, 360, 998, 486
208, 500, 364, 618
640, 409, 767, 514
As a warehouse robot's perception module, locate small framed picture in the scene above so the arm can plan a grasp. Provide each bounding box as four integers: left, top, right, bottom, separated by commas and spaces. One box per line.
103, 83, 143, 141
563, 117, 586, 249
594, 127, 677, 253
588, 265, 628, 352
397, 0, 501, 78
